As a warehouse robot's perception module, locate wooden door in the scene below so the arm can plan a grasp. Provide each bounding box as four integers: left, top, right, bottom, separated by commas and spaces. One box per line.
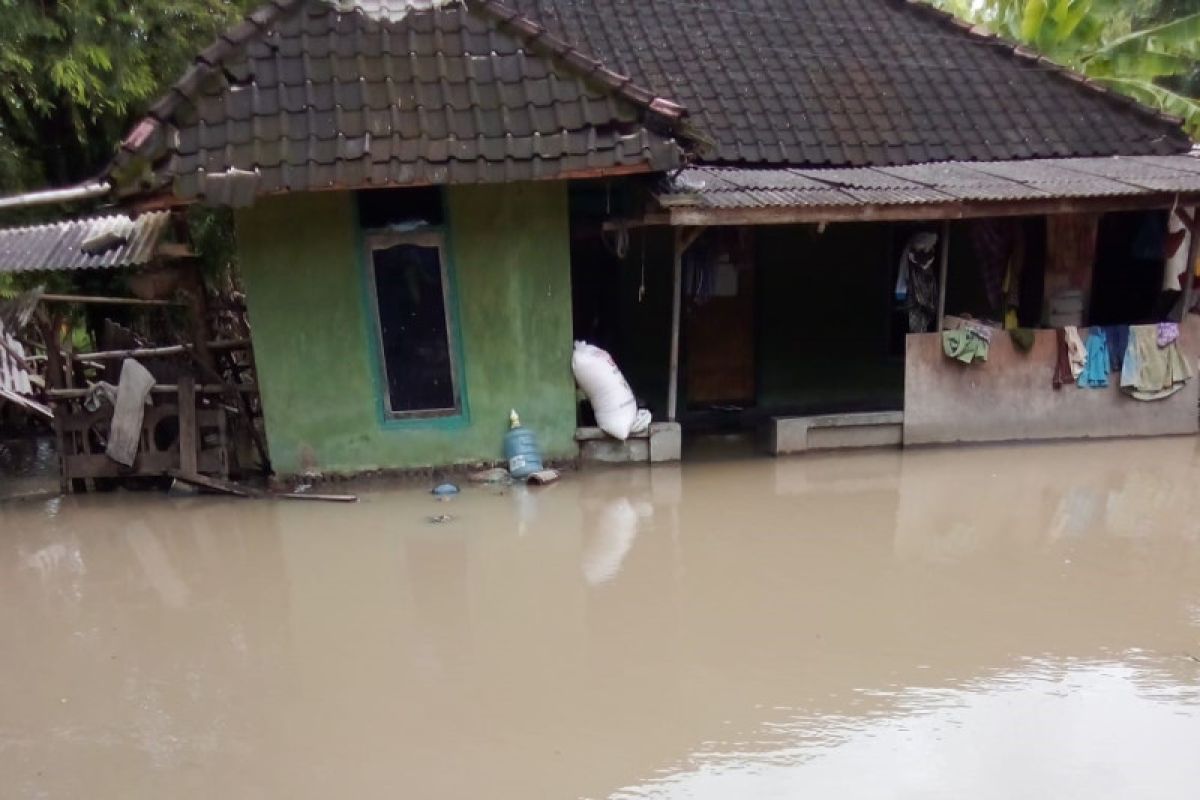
684, 231, 756, 407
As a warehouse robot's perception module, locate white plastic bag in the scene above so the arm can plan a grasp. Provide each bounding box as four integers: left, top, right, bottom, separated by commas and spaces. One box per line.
572, 341, 638, 440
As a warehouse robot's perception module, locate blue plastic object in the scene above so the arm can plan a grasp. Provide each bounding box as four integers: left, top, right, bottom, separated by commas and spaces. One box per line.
432, 483, 459, 496
503, 409, 543, 479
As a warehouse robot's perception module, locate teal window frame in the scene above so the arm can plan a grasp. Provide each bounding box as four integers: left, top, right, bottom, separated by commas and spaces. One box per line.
356, 210, 470, 431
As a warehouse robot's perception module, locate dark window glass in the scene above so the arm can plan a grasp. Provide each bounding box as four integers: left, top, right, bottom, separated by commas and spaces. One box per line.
370, 238, 458, 415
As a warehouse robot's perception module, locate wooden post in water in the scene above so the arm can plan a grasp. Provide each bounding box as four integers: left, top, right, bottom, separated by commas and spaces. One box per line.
178, 376, 198, 476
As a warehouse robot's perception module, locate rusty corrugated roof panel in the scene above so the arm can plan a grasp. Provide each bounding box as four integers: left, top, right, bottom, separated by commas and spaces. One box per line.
114, 0, 684, 203
658, 154, 1200, 213
510, 0, 1193, 167
0, 212, 170, 274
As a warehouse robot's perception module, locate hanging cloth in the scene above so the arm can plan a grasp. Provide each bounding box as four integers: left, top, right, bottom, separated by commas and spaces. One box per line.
942, 329, 989, 364
1121, 324, 1194, 401
1064, 326, 1087, 380
1009, 328, 1036, 353
1157, 322, 1180, 347
1163, 207, 1195, 291
897, 232, 939, 333
1077, 329, 1110, 388
1052, 329, 1074, 389
1102, 325, 1129, 373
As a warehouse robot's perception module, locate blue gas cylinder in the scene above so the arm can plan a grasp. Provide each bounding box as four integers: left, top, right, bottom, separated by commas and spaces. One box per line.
503, 409, 543, 479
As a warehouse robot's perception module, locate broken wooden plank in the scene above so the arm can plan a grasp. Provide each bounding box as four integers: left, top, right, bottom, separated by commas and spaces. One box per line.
276, 492, 358, 503
167, 471, 357, 503
168, 470, 262, 498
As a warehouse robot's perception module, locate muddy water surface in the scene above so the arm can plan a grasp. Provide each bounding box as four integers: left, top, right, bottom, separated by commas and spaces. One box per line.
3, 438, 1200, 798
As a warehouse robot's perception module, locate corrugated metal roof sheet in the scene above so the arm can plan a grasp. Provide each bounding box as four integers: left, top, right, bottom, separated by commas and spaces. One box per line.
658, 154, 1200, 215
0, 212, 170, 274
0, 321, 32, 396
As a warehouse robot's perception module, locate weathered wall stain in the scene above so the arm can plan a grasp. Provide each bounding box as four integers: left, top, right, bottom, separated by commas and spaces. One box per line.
236, 182, 577, 474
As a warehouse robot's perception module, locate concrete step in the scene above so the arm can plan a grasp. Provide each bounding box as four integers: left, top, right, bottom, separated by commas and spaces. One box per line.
768, 411, 903, 455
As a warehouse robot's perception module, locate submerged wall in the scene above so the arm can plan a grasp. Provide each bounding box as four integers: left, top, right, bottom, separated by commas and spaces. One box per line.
904, 320, 1200, 445
236, 183, 577, 475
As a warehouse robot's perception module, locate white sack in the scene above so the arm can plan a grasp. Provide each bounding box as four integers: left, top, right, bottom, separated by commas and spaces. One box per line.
572, 341, 637, 440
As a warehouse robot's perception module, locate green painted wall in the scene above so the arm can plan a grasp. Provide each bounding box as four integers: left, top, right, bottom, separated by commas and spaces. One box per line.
236, 182, 577, 475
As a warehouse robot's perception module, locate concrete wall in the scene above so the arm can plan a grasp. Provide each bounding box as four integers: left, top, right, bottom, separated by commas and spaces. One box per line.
236, 182, 577, 475
904, 320, 1200, 445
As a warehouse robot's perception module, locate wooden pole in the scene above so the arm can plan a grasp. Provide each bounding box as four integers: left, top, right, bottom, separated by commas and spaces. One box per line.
39, 293, 183, 307
1178, 212, 1200, 323
47, 384, 257, 400
181, 260, 218, 374
70, 339, 250, 363
936, 220, 951, 332
668, 228, 683, 422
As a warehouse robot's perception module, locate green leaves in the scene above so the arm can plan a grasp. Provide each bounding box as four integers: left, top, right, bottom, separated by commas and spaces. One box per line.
926, 0, 1200, 136
0, 0, 256, 193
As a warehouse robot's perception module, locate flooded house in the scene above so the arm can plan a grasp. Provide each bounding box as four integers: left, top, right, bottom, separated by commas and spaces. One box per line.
82, 0, 1200, 475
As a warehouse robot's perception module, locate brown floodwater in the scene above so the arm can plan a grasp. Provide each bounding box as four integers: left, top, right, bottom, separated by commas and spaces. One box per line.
3, 437, 1200, 799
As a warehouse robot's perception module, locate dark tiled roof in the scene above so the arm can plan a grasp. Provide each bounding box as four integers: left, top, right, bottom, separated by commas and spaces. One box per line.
508, 0, 1194, 166
114, 0, 685, 202
0, 212, 171, 274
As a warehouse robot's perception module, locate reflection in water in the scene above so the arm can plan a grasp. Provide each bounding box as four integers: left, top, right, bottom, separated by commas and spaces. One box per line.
0, 435, 58, 501
1, 438, 1200, 798
614, 660, 1200, 800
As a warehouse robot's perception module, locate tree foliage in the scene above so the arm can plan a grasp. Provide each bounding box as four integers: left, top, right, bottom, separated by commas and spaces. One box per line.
928, 0, 1200, 136
0, 0, 256, 195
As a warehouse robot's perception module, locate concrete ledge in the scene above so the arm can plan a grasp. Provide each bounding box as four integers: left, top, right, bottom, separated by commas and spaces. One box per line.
577, 422, 682, 464
904, 322, 1200, 445
769, 412, 904, 455
649, 422, 682, 462
575, 426, 649, 441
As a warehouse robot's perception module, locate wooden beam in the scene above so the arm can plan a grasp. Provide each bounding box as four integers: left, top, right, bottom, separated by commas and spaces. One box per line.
47, 383, 257, 400
40, 293, 184, 308
663, 192, 1200, 228
70, 339, 250, 363
936, 220, 951, 332
600, 214, 672, 232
